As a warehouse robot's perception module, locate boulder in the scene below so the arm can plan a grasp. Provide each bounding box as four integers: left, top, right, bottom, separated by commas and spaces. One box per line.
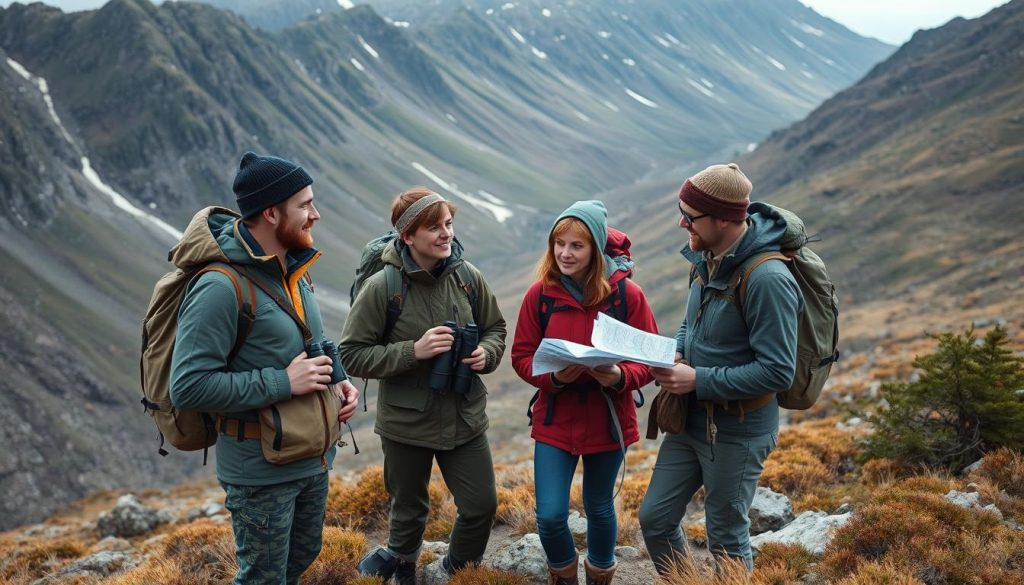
748, 487, 795, 534
750, 510, 851, 556
96, 494, 173, 538
490, 533, 549, 581
567, 510, 588, 536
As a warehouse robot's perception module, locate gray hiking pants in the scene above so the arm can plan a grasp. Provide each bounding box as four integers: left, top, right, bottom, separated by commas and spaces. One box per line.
639, 429, 776, 572
221, 471, 329, 585
382, 432, 498, 563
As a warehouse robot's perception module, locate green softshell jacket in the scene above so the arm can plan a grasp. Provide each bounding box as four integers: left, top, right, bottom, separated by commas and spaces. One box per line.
339, 240, 507, 450
170, 212, 334, 485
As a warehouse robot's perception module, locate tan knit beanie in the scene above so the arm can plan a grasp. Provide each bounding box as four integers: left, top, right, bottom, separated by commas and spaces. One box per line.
678, 162, 752, 222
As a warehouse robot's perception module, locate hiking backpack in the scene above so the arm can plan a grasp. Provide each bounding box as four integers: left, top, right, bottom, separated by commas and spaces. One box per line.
140, 207, 256, 458
691, 202, 840, 410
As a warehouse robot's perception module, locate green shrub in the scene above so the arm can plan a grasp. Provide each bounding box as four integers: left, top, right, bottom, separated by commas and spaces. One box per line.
862, 326, 1024, 470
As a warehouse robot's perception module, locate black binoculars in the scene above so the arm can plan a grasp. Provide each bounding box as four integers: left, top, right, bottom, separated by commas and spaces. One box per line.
429, 321, 479, 395
308, 340, 350, 404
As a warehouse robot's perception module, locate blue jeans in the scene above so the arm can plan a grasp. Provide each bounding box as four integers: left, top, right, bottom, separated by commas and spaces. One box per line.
534, 441, 624, 569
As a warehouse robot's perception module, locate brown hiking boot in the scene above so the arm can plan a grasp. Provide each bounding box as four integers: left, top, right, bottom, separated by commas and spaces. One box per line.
548, 554, 579, 585
583, 558, 616, 585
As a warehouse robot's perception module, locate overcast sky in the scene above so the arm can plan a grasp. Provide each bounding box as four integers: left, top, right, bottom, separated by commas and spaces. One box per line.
0, 0, 1011, 46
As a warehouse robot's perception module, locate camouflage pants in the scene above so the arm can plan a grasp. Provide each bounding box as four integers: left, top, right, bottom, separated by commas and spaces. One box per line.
221, 472, 329, 585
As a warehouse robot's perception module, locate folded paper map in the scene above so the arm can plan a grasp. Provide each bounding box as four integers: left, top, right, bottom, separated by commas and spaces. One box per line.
532, 312, 676, 375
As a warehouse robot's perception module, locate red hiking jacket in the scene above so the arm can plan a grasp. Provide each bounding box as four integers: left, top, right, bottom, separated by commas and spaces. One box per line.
512, 263, 658, 455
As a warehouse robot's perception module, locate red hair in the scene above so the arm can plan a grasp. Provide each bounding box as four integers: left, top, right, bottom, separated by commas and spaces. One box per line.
390, 187, 458, 237
536, 217, 611, 308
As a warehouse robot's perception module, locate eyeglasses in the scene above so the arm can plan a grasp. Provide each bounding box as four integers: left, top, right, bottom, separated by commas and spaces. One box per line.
679, 203, 710, 227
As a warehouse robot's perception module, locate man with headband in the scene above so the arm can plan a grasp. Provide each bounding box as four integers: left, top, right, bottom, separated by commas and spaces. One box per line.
340, 188, 507, 584
638, 163, 802, 573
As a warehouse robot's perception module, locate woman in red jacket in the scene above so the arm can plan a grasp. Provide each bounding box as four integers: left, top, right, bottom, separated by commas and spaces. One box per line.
512, 200, 657, 585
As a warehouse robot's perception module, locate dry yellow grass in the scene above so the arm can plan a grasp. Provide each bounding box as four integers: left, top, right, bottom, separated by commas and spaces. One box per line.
658, 553, 749, 584
0, 538, 88, 583
495, 485, 536, 535
326, 466, 390, 530
683, 523, 707, 547
108, 520, 235, 585
447, 564, 530, 584
760, 447, 833, 495
300, 527, 366, 585
818, 477, 1024, 583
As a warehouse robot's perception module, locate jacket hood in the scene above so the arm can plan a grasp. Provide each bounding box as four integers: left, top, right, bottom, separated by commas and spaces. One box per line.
680, 203, 789, 285
168, 207, 243, 269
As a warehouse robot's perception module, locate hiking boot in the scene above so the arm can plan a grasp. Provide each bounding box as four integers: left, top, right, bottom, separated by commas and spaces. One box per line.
357, 547, 401, 580
394, 559, 417, 585
583, 558, 616, 585
547, 554, 579, 585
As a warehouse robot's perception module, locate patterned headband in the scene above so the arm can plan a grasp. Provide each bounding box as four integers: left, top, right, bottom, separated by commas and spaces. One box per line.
394, 192, 446, 233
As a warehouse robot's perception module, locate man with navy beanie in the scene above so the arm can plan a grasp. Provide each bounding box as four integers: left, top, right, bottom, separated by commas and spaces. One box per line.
171, 151, 359, 584
234, 151, 314, 220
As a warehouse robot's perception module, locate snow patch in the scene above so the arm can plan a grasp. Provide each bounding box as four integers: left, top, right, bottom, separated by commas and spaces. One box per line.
687, 78, 715, 98
700, 78, 714, 89
663, 33, 681, 45
654, 35, 671, 48
6, 57, 74, 145
767, 56, 786, 71
598, 31, 611, 39
532, 47, 548, 59
573, 110, 591, 122
509, 27, 527, 44
711, 44, 726, 57
410, 163, 513, 223
542, 8, 551, 17
445, 113, 457, 124
625, 89, 657, 108
801, 70, 814, 79
791, 19, 825, 37
501, 3, 515, 11
358, 36, 379, 59
82, 157, 182, 241
747, 143, 758, 153
784, 32, 806, 49
350, 58, 365, 72
392, 20, 411, 28
602, 100, 620, 112
622, 58, 635, 67
337, 0, 354, 9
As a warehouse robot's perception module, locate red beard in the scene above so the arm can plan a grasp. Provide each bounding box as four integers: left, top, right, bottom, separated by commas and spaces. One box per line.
688, 230, 706, 252
276, 218, 314, 250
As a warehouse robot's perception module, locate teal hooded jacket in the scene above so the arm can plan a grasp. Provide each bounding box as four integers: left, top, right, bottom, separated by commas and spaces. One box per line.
170, 212, 335, 485
676, 207, 803, 436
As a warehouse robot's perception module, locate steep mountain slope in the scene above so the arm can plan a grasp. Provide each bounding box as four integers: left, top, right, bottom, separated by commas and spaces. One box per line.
0, 0, 890, 528
625, 0, 1024, 348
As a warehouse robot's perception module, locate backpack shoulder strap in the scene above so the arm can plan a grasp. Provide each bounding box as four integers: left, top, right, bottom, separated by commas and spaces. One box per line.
235, 265, 313, 345
382, 264, 407, 342
608, 278, 628, 322
453, 264, 479, 323
193, 264, 257, 363
733, 252, 789, 318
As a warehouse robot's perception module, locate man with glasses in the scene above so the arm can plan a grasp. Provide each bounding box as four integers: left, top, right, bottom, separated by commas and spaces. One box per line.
639, 163, 802, 572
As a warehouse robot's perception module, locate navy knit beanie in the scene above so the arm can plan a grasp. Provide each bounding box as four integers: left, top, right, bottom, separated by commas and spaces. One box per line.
233, 152, 313, 219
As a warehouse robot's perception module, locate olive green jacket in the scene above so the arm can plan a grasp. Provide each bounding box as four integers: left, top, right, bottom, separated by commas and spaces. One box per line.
339, 240, 506, 450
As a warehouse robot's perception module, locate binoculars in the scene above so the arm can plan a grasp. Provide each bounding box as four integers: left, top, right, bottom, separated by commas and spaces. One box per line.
429, 321, 479, 395
308, 339, 350, 404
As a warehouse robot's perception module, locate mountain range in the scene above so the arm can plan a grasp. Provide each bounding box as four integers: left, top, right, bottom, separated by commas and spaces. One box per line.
0, 0, 907, 529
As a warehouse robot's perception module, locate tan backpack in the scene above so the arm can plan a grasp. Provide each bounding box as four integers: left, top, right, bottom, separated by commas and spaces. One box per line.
140, 207, 255, 460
